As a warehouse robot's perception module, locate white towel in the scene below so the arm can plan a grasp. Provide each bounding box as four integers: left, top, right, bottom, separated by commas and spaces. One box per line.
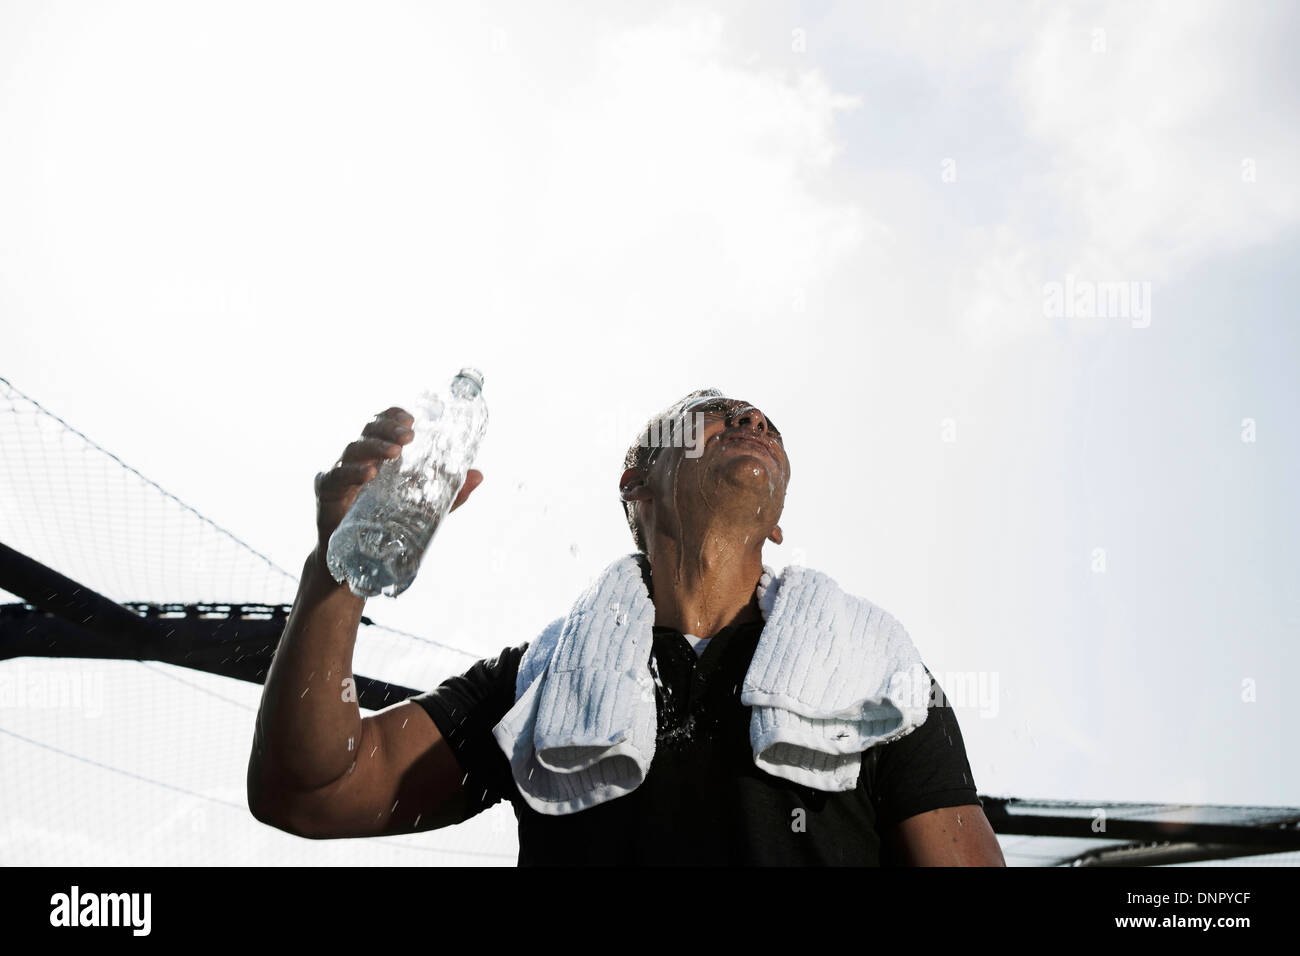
491, 553, 932, 815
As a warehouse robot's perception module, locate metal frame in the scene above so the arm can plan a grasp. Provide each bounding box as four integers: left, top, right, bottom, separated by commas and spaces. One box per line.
0, 540, 417, 710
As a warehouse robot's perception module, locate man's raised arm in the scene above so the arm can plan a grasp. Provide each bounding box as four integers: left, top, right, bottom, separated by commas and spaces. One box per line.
245, 406, 483, 838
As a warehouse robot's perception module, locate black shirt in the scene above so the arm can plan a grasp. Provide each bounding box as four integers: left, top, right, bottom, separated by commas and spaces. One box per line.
410, 617, 981, 865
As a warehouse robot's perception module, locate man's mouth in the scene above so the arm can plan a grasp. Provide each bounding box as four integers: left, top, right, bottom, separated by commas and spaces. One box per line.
720, 432, 777, 462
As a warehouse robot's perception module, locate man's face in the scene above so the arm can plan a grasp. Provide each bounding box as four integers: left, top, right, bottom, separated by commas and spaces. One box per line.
635, 395, 791, 545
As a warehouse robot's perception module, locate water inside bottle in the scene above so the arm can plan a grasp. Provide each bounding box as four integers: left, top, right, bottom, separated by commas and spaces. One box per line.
325, 371, 486, 598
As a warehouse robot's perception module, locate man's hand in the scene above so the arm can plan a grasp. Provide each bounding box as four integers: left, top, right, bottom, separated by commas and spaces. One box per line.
886, 804, 1007, 866
313, 405, 484, 557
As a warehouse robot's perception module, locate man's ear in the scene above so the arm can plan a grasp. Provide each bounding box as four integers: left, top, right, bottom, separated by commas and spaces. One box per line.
619, 467, 652, 503
767, 524, 783, 545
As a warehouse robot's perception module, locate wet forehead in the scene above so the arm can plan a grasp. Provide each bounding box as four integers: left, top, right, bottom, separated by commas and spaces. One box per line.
681, 395, 745, 415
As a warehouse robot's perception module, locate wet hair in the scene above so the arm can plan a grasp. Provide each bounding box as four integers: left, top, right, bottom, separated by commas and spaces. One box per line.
621, 388, 726, 553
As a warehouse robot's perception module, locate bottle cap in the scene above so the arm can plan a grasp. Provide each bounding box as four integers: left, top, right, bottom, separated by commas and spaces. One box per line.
456, 367, 485, 390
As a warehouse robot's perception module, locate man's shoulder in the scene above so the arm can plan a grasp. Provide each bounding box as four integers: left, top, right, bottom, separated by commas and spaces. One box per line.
495, 640, 531, 662
863, 670, 981, 828
476, 640, 529, 686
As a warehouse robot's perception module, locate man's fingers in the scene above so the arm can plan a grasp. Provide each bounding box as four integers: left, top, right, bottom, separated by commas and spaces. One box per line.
316, 410, 412, 505
449, 469, 484, 512
375, 407, 414, 427
361, 418, 415, 443
316, 462, 378, 496
339, 437, 403, 464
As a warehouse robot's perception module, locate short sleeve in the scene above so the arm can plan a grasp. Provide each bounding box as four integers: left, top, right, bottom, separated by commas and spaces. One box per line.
870, 673, 981, 830
406, 642, 528, 820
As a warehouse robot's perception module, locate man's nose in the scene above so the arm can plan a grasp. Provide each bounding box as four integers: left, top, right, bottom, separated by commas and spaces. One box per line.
730, 405, 769, 433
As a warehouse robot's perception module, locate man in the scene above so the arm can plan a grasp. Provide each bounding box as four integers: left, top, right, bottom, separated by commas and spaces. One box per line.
247, 389, 1005, 865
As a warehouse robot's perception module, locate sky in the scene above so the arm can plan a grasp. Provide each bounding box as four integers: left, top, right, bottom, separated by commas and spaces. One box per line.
1, 0, 1297, 865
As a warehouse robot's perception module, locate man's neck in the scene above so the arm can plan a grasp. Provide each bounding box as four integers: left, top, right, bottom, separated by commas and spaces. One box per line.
646, 529, 766, 639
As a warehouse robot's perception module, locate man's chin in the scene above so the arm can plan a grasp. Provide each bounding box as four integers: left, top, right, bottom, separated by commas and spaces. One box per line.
713, 456, 782, 503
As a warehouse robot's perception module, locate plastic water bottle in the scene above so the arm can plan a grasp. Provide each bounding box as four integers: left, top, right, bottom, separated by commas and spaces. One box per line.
326, 368, 488, 598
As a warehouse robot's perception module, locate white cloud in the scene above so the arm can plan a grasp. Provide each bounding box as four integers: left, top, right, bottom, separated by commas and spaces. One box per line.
516, 8, 871, 319
1014, 0, 1300, 279
815, 0, 1300, 340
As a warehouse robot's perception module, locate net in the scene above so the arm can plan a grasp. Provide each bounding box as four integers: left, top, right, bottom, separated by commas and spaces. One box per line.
0, 376, 517, 864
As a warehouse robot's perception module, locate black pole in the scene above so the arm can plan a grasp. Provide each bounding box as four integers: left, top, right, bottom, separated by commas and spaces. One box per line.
0, 540, 159, 644
982, 796, 1300, 850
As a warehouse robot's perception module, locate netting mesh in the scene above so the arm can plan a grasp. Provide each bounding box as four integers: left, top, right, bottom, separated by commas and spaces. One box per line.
0, 380, 296, 608
0, 377, 517, 864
